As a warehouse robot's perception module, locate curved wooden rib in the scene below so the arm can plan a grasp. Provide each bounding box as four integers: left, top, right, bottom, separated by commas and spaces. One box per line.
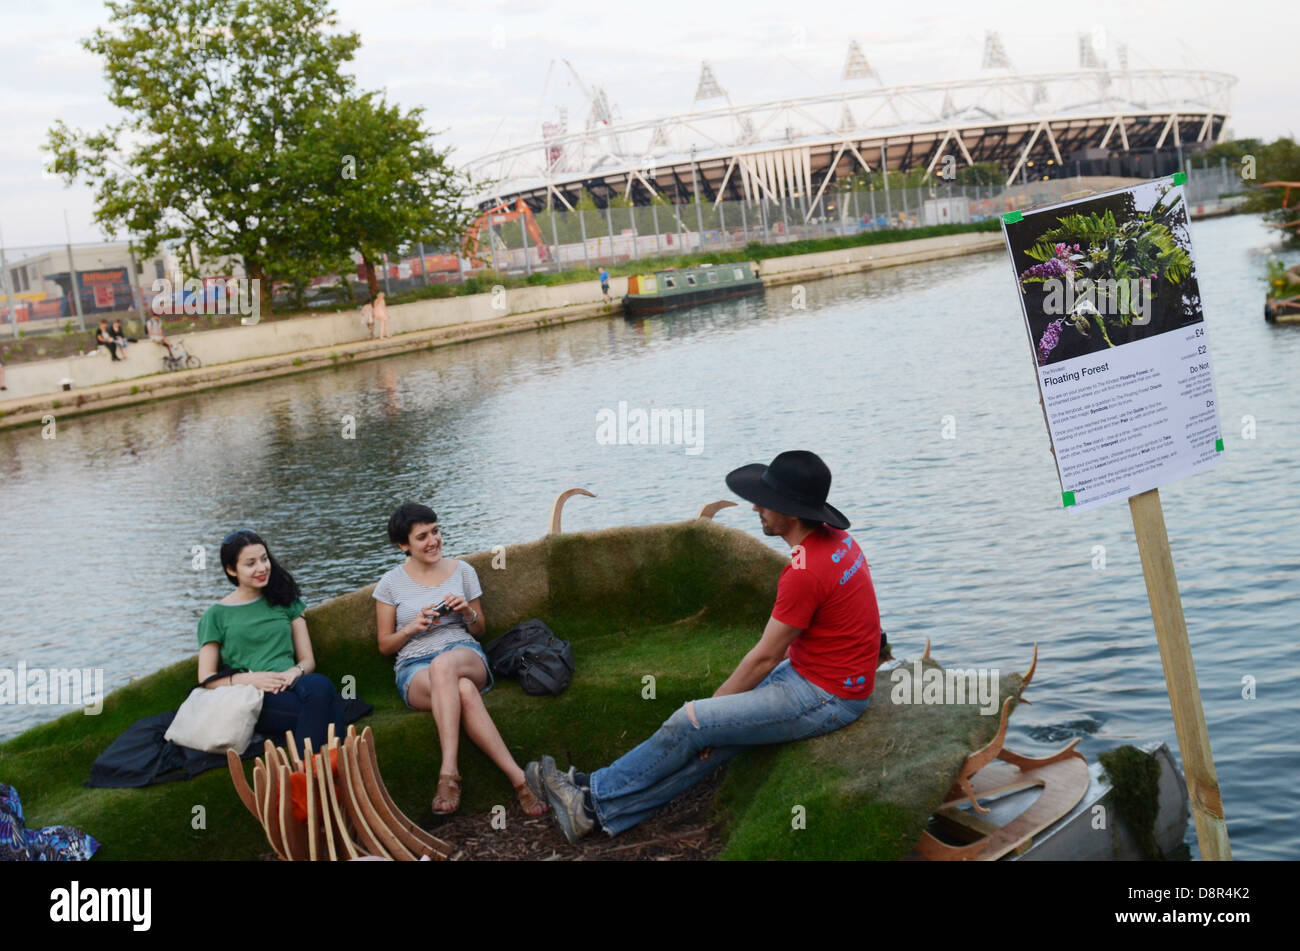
358, 726, 452, 857
352, 732, 441, 859
304, 746, 320, 861
284, 731, 302, 770
697, 500, 736, 519
318, 743, 361, 860
277, 762, 309, 862
338, 733, 392, 859
345, 735, 414, 860
915, 830, 990, 861
945, 696, 1017, 814
264, 739, 290, 774
997, 737, 1081, 770
921, 637, 931, 662
312, 752, 338, 862
252, 762, 284, 860
262, 761, 287, 860
234, 728, 448, 860
549, 488, 595, 535
353, 732, 444, 857
226, 749, 258, 820
1022, 642, 1038, 689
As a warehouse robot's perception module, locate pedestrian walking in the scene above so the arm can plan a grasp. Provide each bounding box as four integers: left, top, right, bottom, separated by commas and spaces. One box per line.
372, 292, 390, 339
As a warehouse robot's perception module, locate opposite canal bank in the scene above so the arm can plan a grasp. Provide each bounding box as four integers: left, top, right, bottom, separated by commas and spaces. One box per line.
0, 230, 1001, 429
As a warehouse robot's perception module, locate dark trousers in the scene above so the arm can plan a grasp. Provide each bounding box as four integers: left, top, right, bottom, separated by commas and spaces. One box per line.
254, 673, 345, 755
99, 341, 120, 361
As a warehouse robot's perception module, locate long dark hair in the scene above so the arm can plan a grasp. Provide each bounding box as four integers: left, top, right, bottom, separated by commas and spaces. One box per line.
219, 529, 301, 607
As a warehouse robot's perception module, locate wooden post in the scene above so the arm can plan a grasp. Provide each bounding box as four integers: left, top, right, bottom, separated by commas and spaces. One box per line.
1128, 488, 1231, 860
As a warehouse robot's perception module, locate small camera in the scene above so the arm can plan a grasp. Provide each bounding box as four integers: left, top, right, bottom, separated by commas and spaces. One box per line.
431, 600, 452, 616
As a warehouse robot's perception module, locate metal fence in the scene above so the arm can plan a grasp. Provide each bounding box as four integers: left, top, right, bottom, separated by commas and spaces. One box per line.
1, 165, 1252, 337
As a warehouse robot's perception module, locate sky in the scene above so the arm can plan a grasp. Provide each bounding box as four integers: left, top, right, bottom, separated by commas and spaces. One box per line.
0, 0, 1293, 250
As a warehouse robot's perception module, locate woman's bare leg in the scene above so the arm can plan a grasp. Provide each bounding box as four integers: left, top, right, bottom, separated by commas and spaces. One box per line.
456, 677, 526, 787
406, 653, 476, 778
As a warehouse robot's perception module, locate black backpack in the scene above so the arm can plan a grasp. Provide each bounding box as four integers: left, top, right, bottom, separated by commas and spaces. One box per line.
484, 619, 575, 696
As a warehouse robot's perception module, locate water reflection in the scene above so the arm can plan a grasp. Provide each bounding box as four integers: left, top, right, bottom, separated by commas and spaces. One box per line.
2, 215, 1297, 859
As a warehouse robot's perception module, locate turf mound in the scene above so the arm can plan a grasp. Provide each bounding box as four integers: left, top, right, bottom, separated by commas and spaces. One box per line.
0, 519, 1021, 860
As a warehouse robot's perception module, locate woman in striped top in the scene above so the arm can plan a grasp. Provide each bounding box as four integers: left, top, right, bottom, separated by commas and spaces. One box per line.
374, 501, 546, 817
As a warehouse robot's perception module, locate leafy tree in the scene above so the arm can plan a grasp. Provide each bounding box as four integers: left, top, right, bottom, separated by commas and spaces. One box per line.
1197, 137, 1262, 169
45, 0, 363, 314
1243, 137, 1300, 248
45, 0, 474, 310
307, 92, 474, 298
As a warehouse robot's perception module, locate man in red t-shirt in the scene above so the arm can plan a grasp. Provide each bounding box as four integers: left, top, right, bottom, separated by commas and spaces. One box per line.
530, 450, 882, 843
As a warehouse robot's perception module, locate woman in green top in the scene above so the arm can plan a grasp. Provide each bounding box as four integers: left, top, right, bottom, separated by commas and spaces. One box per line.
196, 530, 344, 755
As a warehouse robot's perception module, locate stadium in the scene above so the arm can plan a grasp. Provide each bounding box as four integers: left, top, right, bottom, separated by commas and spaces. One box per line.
466, 34, 1236, 217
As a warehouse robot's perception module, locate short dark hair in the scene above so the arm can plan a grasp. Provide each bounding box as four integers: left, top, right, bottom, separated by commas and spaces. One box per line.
387, 501, 438, 548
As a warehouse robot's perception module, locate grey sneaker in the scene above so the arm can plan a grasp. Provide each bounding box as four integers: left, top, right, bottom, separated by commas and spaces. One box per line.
525, 755, 578, 802
524, 755, 556, 802
540, 757, 594, 844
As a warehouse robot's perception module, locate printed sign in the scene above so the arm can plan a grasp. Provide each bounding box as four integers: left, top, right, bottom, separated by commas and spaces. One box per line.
1002, 176, 1223, 513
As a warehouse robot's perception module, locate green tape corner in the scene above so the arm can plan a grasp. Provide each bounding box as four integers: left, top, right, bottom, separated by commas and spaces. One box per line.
1002, 211, 1023, 224
1172, 171, 1187, 186
1062, 491, 1076, 508
1215, 438, 1224, 452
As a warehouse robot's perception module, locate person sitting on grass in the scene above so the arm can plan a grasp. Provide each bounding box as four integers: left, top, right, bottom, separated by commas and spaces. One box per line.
527, 450, 882, 843
146, 312, 171, 351
95, 319, 121, 361
373, 501, 547, 818
197, 529, 346, 757
372, 292, 390, 339
109, 319, 132, 355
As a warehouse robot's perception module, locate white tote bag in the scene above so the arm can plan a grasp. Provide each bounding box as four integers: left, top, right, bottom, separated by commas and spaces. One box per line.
164, 685, 265, 755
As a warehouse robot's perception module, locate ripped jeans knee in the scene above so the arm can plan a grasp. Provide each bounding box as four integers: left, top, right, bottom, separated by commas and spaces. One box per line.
663, 702, 703, 740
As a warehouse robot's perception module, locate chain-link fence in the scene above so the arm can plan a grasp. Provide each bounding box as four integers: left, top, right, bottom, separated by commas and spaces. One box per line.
0, 241, 160, 339
3, 165, 1250, 338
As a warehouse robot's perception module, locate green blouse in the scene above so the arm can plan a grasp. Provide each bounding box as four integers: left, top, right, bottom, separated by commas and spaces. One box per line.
197, 596, 306, 673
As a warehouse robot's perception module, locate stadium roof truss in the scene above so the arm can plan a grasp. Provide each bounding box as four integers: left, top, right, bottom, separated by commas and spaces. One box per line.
467, 68, 1234, 216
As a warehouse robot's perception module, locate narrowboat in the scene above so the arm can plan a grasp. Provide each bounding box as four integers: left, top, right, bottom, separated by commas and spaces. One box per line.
622, 262, 763, 316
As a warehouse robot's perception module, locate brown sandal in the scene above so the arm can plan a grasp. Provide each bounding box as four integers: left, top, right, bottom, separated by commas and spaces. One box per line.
432, 774, 461, 815
514, 781, 548, 817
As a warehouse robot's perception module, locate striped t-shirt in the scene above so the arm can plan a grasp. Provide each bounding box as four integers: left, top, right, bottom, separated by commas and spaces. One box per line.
373, 560, 484, 667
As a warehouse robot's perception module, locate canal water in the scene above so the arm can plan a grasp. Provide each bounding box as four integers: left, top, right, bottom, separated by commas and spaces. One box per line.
2, 213, 1296, 859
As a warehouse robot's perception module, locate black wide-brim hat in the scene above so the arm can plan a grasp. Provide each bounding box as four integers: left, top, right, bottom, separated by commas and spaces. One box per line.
725, 450, 849, 530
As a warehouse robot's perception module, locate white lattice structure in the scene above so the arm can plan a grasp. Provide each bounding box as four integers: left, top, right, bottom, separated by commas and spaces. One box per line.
466, 66, 1235, 211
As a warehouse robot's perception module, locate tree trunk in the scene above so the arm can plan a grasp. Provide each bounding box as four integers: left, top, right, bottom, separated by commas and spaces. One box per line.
362, 254, 380, 300
247, 260, 272, 315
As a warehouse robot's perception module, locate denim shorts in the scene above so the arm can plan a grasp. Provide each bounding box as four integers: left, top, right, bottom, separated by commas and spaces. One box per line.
394, 641, 494, 709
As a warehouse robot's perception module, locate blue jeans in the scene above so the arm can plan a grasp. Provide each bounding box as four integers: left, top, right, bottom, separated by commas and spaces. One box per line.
588, 659, 870, 835
254, 673, 346, 756
394, 642, 494, 709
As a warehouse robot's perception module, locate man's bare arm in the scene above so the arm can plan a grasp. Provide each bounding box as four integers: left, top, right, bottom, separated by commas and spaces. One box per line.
713, 616, 803, 697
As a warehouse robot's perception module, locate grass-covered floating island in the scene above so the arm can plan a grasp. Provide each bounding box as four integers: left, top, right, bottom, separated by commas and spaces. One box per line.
0, 518, 1027, 860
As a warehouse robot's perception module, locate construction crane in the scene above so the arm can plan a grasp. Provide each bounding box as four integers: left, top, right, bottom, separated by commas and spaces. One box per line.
462, 198, 549, 268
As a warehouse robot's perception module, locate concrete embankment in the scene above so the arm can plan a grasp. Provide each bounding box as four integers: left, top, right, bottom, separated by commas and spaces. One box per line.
0, 230, 1001, 429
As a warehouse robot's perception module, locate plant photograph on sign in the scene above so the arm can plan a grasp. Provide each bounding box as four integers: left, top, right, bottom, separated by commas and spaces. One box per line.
1006, 180, 1204, 367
